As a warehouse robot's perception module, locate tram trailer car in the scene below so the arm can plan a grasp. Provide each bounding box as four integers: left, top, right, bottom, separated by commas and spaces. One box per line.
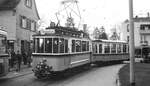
92, 39, 129, 65
32, 26, 92, 77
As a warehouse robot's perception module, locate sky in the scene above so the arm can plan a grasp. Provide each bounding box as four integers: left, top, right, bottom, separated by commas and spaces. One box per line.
35, 0, 150, 33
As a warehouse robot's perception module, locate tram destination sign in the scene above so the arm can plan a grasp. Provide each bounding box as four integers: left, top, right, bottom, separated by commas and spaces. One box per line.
40, 29, 55, 35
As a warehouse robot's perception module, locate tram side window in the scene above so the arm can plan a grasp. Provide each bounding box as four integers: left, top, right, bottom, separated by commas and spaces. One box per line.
104, 43, 110, 53
87, 41, 89, 51
37, 38, 44, 53
76, 40, 81, 52
123, 44, 127, 53
72, 40, 75, 52
111, 44, 116, 54
59, 38, 64, 53
0, 36, 6, 54
99, 44, 102, 54
45, 38, 52, 53
53, 38, 59, 53
94, 44, 97, 53
65, 39, 68, 53
82, 41, 86, 52
117, 44, 122, 53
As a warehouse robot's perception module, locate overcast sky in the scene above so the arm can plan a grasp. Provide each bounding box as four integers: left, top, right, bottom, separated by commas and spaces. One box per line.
35, 0, 150, 33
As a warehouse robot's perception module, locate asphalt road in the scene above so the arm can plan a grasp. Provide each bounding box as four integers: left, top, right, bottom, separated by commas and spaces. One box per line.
0, 64, 125, 86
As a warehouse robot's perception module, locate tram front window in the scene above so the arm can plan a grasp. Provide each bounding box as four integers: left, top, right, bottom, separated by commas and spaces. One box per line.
45, 38, 52, 53
0, 36, 6, 54
117, 44, 122, 53
82, 41, 86, 52
59, 38, 64, 53
76, 40, 81, 52
53, 38, 59, 53
37, 38, 44, 53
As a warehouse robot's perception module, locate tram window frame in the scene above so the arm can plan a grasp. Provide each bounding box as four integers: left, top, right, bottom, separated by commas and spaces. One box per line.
99, 44, 102, 54
111, 43, 116, 54
37, 38, 44, 53
72, 40, 75, 52
65, 39, 68, 53
76, 40, 81, 52
59, 38, 65, 53
87, 41, 89, 51
117, 44, 122, 54
0, 36, 7, 54
45, 38, 52, 53
104, 43, 110, 54
94, 44, 98, 54
82, 41, 86, 52
123, 44, 127, 53
53, 38, 59, 53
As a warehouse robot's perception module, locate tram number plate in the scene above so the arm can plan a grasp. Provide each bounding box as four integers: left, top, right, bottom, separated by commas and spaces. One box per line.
0, 59, 3, 63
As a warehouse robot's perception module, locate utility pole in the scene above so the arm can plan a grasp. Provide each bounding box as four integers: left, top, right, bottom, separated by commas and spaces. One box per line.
129, 0, 135, 86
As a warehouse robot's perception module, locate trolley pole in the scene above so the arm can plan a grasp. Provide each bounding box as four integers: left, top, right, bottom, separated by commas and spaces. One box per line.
129, 0, 135, 86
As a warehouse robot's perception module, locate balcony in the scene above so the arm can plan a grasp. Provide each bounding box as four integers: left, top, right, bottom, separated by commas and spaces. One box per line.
140, 41, 148, 46
139, 29, 150, 35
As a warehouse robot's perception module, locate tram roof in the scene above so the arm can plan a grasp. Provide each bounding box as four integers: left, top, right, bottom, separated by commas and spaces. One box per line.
33, 26, 90, 39
92, 39, 127, 43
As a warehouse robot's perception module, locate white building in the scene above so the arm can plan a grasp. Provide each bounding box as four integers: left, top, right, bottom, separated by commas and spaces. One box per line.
121, 15, 150, 49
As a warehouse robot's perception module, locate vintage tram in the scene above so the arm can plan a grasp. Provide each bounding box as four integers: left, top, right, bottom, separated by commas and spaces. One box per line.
32, 26, 129, 79
0, 29, 9, 77
32, 26, 92, 78
92, 39, 129, 65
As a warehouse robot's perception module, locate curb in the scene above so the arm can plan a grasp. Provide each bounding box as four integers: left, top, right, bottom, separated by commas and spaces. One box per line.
0, 68, 33, 79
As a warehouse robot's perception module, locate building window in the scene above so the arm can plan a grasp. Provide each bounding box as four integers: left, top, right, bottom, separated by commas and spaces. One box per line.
27, 18, 31, 30
25, 0, 32, 8
31, 21, 36, 31
140, 24, 150, 30
20, 16, 27, 28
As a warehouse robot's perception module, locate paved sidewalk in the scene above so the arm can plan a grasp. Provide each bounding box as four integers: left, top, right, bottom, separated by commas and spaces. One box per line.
0, 65, 33, 79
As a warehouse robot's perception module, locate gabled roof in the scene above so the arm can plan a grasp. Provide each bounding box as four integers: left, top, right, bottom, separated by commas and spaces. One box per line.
0, 0, 20, 10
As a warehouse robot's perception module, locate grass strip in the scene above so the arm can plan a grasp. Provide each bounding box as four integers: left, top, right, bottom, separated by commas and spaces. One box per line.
119, 63, 150, 86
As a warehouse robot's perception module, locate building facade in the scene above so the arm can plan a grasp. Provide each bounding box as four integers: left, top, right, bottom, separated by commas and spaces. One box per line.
0, 0, 40, 53
121, 15, 150, 49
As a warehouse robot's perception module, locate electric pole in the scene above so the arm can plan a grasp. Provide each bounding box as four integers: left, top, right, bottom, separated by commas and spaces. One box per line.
129, 0, 135, 86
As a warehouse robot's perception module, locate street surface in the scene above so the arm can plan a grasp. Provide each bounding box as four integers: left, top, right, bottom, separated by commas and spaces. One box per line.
0, 64, 124, 86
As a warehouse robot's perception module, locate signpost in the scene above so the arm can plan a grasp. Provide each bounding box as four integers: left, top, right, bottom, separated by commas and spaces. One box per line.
129, 0, 135, 86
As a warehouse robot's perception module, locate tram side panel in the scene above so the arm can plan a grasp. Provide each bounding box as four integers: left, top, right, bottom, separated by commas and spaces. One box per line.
69, 53, 91, 68
92, 54, 129, 62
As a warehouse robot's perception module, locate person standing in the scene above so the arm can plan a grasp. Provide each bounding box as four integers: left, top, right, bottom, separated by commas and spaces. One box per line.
27, 49, 32, 67
22, 51, 27, 65
10, 49, 16, 68
16, 50, 22, 71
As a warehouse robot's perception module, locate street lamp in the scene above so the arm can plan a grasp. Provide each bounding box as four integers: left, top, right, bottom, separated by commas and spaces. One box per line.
129, 0, 135, 86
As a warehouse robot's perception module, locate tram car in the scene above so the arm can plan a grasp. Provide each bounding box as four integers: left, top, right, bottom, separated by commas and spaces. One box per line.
32, 25, 92, 78
0, 29, 9, 77
92, 39, 129, 65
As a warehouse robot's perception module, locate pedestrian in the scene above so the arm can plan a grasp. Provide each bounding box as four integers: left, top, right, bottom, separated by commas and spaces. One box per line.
27, 49, 32, 67
16, 50, 22, 71
22, 51, 27, 65
10, 49, 16, 68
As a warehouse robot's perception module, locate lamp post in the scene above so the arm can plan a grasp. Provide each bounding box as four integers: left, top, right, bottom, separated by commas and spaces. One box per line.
129, 0, 135, 86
